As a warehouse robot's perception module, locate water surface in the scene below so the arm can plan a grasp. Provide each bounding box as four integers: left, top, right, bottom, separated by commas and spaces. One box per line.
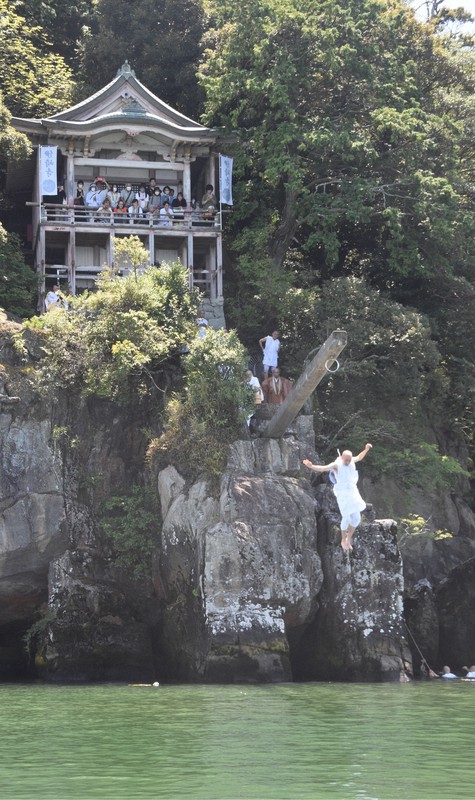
0, 681, 474, 799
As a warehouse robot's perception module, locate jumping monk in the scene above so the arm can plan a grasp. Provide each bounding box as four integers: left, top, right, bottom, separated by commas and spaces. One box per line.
303, 444, 372, 551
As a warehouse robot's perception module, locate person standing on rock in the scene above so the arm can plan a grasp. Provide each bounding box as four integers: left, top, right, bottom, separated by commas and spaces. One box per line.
259, 330, 280, 377
261, 367, 293, 405
303, 444, 372, 551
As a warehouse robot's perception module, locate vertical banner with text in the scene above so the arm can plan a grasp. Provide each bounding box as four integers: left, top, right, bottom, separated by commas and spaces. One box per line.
39, 146, 58, 196
219, 154, 233, 206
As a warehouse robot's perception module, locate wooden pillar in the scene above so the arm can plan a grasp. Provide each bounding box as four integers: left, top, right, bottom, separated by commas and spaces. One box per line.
109, 230, 115, 270
67, 228, 76, 295
216, 233, 223, 299
148, 230, 154, 265
183, 157, 191, 204
66, 141, 75, 201
187, 232, 194, 290
208, 154, 216, 192
262, 331, 348, 439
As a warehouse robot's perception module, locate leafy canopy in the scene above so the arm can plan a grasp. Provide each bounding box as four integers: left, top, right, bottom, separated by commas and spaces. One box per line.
22, 248, 198, 402
0, 223, 36, 317
199, 0, 475, 332
0, 0, 75, 117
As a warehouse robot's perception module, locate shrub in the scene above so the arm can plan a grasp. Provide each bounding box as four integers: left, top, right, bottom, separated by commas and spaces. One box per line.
97, 486, 159, 581
150, 328, 254, 481
21, 255, 198, 402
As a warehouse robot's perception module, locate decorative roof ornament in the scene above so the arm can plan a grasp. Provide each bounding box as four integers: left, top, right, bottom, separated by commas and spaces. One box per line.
120, 96, 146, 116
116, 61, 136, 78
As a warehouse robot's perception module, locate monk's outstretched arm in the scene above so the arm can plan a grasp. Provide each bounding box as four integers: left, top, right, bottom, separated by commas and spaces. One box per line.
302, 459, 335, 473
354, 443, 373, 462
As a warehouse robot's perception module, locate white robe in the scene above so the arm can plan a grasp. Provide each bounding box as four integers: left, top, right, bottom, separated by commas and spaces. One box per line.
332, 457, 366, 518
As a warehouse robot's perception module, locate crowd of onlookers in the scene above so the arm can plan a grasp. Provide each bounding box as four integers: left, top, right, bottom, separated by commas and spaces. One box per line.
44, 179, 218, 225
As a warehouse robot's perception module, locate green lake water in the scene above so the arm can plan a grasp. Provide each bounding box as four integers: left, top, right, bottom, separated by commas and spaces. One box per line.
1, 681, 474, 800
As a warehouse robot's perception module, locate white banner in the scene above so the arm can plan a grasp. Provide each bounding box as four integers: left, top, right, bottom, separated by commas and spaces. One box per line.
219, 154, 233, 206
39, 146, 58, 196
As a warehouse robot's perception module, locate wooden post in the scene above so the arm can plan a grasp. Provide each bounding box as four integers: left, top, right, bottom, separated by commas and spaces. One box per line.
187, 232, 194, 290
262, 330, 348, 439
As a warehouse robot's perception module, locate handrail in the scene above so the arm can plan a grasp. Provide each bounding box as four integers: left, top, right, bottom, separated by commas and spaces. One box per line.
37, 203, 224, 229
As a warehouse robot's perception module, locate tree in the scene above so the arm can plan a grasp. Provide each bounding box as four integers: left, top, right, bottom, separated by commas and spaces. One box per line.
22, 258, 198, 402
0, 0, 75, 117
0, 91, 32, 179
198, 0, 475, 334
18, 0, 95, 68
79, 0, 205, 118
0, 223, 36, 318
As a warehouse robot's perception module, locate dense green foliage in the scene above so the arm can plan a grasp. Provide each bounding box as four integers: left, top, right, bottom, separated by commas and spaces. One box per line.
98, 486, 159, 580
21, 252, 197, 402
0, 0, 75, 117
80, 0, 205, 117
0, 0, 474, 507
0, 223, 36, 317
151, 329, 253, 481
199, 0, 475, 329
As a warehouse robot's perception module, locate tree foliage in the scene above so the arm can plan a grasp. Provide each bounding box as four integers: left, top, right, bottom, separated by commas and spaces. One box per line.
198, 0, 475, 331
0, 223, 36, 317
21, 252, 198, 402
151, 329, 253, 482
80, 0, 205, 117
0, 0, 75, 117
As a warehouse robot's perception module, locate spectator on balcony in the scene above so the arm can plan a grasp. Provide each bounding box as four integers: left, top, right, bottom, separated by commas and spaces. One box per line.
94, 178, 110, 206
136, 184, 149, 212
148, 188, 162, 220
172, 191, 187, 220
147, 178, 158, 195
128, 198, 144, 224
113, 198, 128, 220
86, 182, 98, 209
161, 185, 172, 205
121, 183, 135, 207
159, 200, 173, 226
74, 180, 85, 206
201, 184, 217, 220
96, 197, 113, 223
107, 184, 121, 208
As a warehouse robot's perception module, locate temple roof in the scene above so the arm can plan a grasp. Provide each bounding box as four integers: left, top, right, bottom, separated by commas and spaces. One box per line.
12, 62, 219, 144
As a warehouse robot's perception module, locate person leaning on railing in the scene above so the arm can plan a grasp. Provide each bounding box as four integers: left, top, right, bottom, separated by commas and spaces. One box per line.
158, 200, 174, 226
113, 198, 128, 221
128, 198, 144, 224
172, 191, 187, 220
96, 197, 113, 223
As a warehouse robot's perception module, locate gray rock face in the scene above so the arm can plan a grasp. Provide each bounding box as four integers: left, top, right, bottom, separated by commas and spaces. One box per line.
157, 431, 410, 682
157, 440, 322, 682
436, 557, 475, 669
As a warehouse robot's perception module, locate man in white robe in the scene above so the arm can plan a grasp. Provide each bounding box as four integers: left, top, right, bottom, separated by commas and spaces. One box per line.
303, 444, 372, 550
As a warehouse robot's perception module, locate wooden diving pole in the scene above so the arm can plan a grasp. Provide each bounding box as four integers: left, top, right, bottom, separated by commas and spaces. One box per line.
262, 329, 348, 439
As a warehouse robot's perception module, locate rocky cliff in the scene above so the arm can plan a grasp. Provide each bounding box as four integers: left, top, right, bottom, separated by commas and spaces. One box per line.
155, 421, 411, 682
0, 322, 473, 682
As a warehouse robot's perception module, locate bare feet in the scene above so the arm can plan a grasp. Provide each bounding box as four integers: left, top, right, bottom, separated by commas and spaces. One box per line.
341, 534, 349, 550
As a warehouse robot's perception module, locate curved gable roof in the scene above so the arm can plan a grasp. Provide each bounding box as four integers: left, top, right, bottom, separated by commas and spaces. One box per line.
12, 62, 219, 142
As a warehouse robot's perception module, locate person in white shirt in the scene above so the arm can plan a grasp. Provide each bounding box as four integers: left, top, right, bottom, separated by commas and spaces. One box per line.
45, 285, 68, 312
303, 444, 373, 551
259, 330, 280, 377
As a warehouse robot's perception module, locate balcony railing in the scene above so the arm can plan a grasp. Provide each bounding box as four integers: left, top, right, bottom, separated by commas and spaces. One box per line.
41, 204, 222, 230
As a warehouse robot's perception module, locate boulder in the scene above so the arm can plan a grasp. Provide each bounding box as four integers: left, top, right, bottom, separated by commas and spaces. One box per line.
156, 438, 322, 682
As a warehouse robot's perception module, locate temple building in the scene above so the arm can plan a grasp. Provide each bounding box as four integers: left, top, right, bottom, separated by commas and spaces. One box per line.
9, 62, 226, 322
